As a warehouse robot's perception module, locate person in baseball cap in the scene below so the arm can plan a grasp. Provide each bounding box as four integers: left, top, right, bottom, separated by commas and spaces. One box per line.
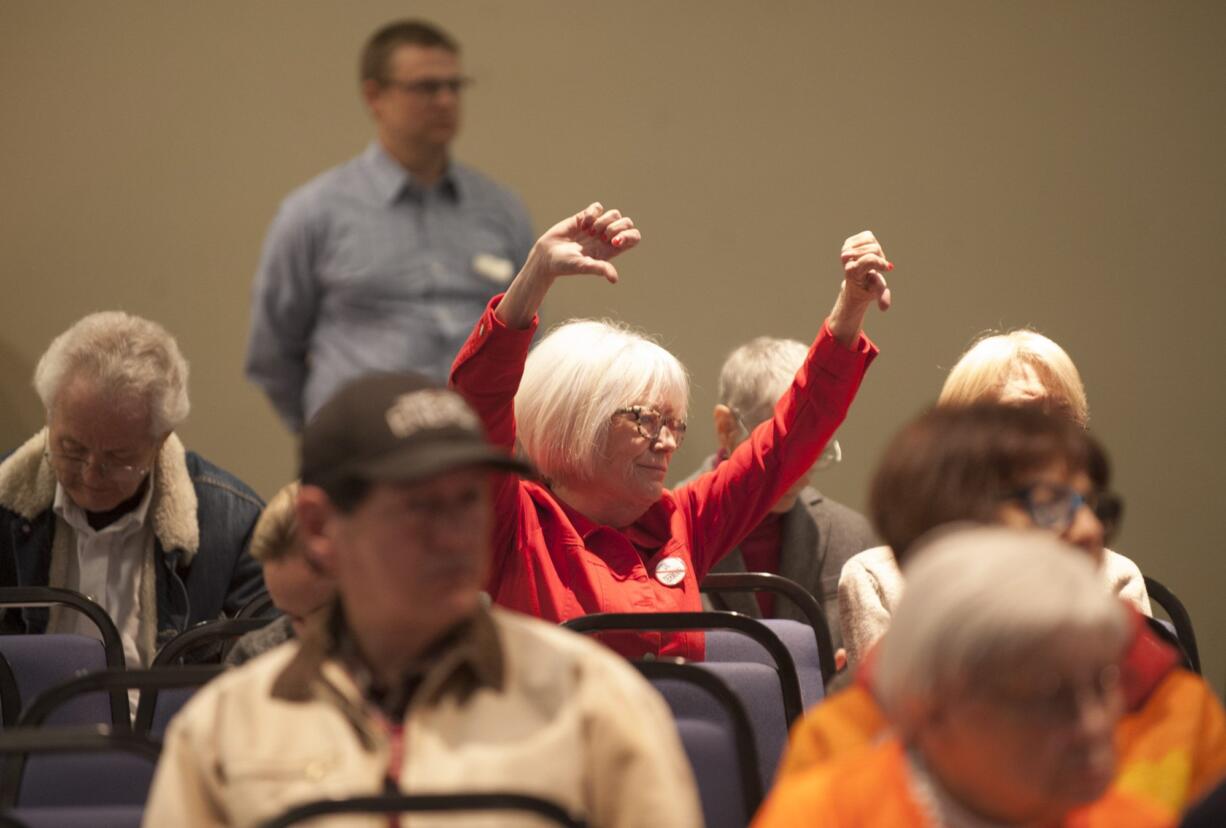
295, 370, 534, 667
144, 370, 701, 827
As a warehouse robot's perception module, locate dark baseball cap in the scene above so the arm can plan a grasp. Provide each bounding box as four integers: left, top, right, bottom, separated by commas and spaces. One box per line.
300, 372, 533, 488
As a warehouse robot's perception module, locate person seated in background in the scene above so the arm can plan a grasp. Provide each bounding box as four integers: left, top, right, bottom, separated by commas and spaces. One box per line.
778, 408, 1226, 820
449, 202, 892, 660
685, 336, 875, 650
144, 372, 702, 827
840, 402, 1149, 667
226, 482, 335, 667
755, 528, 1178, 827
0, 311, 264, 668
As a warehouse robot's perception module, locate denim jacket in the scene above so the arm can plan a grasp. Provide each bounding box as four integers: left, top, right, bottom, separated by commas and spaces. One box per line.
0, 429, 265, 657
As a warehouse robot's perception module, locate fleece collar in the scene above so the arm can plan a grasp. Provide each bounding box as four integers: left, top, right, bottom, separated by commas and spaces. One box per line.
0, 428, 201, 562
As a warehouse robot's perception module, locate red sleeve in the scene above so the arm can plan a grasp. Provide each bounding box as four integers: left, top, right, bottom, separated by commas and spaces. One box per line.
675, 320, 878, 577
449, 295, 538, 581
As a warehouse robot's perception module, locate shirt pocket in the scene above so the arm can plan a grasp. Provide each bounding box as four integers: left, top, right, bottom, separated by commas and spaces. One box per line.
221, 754, 377, 827
461, 220, 521, 288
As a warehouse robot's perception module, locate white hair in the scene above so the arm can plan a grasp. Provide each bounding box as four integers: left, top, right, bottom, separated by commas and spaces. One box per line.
516, 319, 688, 486
875, 526, 1129, 723
718, 337, 809, 426
33, 311, 191, 437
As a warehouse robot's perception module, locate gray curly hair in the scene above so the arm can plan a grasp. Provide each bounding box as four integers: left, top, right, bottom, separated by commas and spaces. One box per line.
33, 311, 190, 437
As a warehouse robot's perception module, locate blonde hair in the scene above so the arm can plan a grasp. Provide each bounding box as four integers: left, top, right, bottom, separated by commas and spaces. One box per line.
516, 319, 688, 486
33, 311, 190, 437
938, 330, 1089, 426
249, 482, 301, 564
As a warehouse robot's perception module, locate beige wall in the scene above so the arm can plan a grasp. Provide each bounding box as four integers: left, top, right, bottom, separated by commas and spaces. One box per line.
2, 1, 1223, 690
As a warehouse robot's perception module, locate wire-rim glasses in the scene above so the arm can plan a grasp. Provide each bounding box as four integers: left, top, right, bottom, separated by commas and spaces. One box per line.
44, 445, 152, 486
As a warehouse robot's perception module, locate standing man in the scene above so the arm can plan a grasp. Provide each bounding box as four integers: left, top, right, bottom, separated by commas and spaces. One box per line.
246, 20, 534, 431
144, 372, 702, 827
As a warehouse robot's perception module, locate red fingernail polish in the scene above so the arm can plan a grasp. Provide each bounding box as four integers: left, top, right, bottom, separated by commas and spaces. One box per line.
886, 261, 895, 271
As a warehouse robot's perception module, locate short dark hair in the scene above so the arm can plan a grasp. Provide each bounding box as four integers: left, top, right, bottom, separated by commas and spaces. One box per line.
869, 403, 1109, 564
360, 20, 459, 84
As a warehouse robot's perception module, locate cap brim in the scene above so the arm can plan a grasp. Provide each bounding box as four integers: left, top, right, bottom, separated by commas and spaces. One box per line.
342, 439, 535, 485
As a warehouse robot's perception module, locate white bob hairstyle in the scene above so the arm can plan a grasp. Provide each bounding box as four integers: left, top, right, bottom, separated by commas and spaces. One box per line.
33, 311, 191, 438
718, 337, 809, 427
516, 319, 688, 486
938, 329, 1090, 426
875, 526, 1129, 724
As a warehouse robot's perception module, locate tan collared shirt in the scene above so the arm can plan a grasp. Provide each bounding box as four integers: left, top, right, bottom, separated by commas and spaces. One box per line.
144, 604, 702, 827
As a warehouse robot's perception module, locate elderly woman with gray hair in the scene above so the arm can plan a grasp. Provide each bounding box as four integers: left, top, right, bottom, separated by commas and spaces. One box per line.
450, 203, 893, 659
755, 527, 1176, 826
0, 312, 265, 667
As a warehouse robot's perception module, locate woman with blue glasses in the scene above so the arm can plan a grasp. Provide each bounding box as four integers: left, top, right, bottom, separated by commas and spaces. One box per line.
837, 402, 1149, 668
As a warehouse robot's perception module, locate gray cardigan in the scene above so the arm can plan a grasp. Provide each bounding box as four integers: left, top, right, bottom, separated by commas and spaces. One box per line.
687, 456, 876, 649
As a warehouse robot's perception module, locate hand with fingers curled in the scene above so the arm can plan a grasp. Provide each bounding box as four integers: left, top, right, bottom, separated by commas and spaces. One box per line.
528, 202, 642, 285
495, 202, 642, 329
840, 230, 894, 312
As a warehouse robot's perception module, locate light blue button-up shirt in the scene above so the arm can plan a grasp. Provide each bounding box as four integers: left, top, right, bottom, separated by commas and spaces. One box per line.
245, 143, 534, 431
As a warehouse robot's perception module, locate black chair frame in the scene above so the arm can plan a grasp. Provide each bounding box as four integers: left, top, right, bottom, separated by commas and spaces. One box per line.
0, 654, 20, 729
17, 666, 224, 736
563, 611, 804, 724
0, 587, 128, 726
259, 792, 588, 828
1144, 575, 1201, 675
235, 590, 276, 621
0, 724, 162, 809
152, 618, 272, 667
701, 571, 837, 683
634, 659, 763, 821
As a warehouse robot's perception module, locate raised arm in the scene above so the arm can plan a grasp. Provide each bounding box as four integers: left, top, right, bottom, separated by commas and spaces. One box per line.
494, 202, 642, 329
678, 231, 894, 576
451, 202, 643, 446
449, 204, 641, 576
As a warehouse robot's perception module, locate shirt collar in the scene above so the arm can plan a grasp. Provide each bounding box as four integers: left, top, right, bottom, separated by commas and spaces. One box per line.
363, 142, 462, 205
272, 598, 504, 716
52, 472, 155, 538
555, 493, 674, 553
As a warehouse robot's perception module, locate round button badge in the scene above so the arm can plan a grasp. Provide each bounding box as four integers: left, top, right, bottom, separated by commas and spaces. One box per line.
654, 556, 687, 587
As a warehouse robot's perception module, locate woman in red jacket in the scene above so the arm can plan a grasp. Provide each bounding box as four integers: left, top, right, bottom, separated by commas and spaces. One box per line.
450, 202, 893, 659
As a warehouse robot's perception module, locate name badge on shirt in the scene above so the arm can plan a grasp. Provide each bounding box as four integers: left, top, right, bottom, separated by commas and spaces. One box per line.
655, 556, 687, 587
473, 253, 515, 285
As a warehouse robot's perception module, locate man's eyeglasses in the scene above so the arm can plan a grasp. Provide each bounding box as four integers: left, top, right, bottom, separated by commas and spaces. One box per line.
1005, 483, 1123, 542
613, 406, 687, 446
44, 449, 151, 485
385, 76, 473, 98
